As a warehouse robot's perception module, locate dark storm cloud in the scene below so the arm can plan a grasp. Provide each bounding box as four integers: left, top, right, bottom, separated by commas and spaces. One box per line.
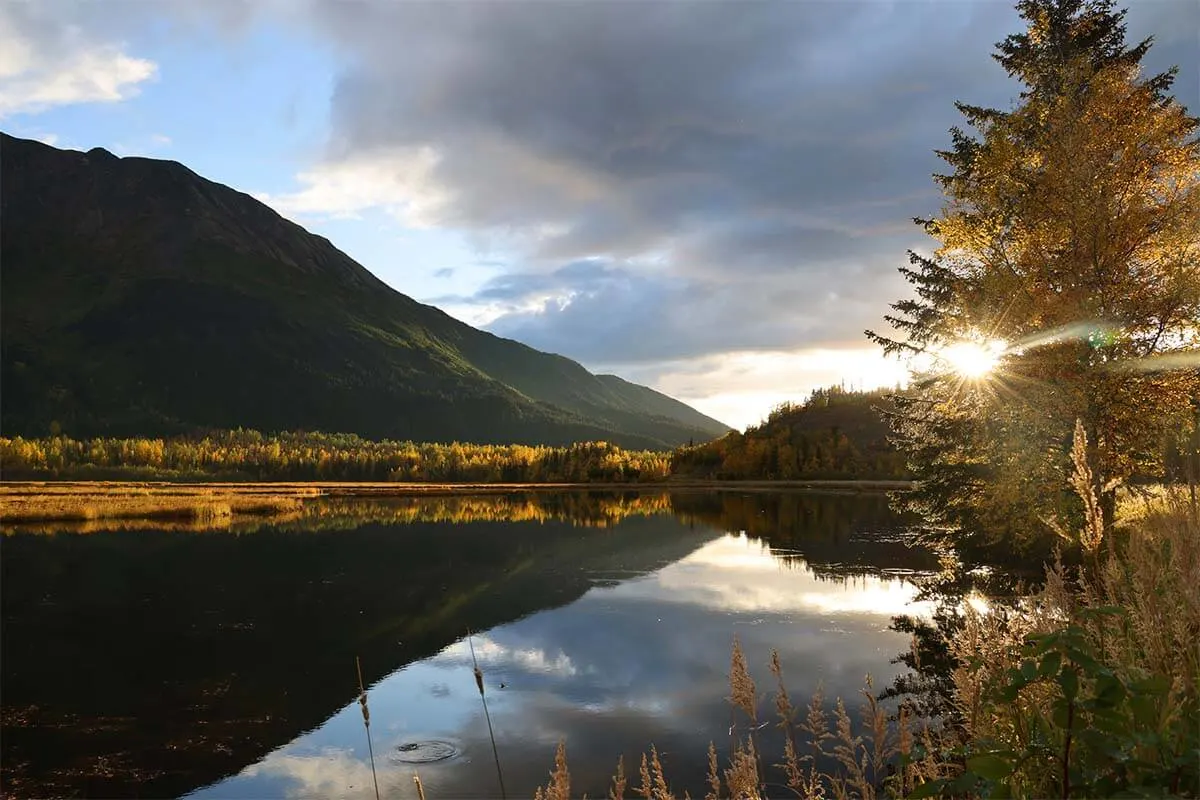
312, 1, 1020, 250
37, 0, 1194, 368
435, 255, 910, 362
283, 1, 1009, 361
287, 0, 1196, 365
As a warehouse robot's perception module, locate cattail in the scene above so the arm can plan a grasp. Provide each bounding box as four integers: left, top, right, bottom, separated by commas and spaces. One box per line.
355, 656, 380, 800
467, 630, 506, 800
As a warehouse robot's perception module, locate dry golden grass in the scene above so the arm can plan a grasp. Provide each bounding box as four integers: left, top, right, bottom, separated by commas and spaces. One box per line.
610, 755, 628, 800
0, 511, 313, 535
0, 481, 678, 533
955, 489, 1200, 718
947, 481, 1200, 797
0, 479, 905, 535
533, 741, 571, 800
0, 483, 309, 526
533, 645, 951, 800
1085, 491, 1200, 692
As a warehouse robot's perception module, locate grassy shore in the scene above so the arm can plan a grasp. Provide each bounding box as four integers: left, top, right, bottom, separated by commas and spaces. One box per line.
0, 483, 317, 526
0, 479, 910, 532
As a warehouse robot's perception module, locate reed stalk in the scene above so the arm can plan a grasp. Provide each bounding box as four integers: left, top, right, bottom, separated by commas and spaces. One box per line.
467, 629, 507, 800
355, 656, 381, 800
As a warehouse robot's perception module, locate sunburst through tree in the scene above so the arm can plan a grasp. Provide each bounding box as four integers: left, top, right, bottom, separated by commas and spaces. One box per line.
867, 0, 1200, 555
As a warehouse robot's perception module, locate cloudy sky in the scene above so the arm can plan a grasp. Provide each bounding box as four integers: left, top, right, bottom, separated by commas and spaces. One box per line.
3, 0, 1195, 429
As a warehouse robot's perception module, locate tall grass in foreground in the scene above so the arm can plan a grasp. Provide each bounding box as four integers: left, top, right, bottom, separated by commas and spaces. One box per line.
534, 649, 949, 800
945, 486, 1200, 798
533, 480, 1199, 796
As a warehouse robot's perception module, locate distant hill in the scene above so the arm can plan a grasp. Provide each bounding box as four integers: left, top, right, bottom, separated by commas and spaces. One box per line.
670, 385, 909, 480
0, 134, 730, 447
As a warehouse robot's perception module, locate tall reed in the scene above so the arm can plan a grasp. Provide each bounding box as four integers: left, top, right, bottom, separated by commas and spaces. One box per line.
532, 644, 950, 800
468, 629, 507, 800
355, 656, 381, 800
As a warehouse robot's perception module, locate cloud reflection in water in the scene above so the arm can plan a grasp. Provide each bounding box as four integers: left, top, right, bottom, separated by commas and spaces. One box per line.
190, 529, 933, 800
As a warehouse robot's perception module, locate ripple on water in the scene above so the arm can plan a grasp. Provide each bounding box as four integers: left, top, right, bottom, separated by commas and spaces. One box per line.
390, 740, 459, 764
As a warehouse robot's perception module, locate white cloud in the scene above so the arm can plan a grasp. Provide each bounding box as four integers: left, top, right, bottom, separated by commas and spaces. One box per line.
614, 347, 909, 431
256, 147, 450, 226
235, 747, 424, 800
613, 534, 933, 618
0, 7, 156, 118
435, 635, 580, 678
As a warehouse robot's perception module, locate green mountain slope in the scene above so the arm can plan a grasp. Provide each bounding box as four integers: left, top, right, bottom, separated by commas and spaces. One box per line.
0, 134, 729, 447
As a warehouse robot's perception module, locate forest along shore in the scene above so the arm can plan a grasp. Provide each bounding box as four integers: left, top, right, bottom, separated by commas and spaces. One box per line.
0, 480, 913, 526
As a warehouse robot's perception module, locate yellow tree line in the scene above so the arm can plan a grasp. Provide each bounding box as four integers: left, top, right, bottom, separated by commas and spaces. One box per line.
0, 430, 673, 483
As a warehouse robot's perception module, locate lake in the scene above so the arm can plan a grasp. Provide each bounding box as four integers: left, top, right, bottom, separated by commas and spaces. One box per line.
1, 490, 941, 799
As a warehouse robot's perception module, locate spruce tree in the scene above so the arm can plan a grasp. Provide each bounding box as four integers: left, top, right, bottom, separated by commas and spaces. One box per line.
867, 0, 1200, 554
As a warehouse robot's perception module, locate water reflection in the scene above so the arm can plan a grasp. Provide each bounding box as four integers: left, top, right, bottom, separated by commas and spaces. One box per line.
1, 490, 934, 798
671, 490, 939, 579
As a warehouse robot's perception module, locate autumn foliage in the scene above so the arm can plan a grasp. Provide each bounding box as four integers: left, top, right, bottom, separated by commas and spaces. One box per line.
0, 430, 672, 483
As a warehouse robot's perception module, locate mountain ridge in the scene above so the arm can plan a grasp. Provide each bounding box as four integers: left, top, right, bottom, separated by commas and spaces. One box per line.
0, 133, 730, 447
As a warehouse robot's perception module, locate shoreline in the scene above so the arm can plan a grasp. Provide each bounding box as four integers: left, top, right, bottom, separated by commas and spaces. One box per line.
0, 479, 910, 525
1, 477, 913, 494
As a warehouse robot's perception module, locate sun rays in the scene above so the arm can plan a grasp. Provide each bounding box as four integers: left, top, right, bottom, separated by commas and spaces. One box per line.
915, 320, 1198, 388
939, 338, 1008, 380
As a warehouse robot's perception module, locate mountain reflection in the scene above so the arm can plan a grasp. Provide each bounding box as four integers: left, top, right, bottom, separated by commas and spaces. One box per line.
2, 490, 934, 798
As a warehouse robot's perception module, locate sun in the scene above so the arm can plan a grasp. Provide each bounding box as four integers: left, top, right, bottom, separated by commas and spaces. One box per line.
940, 339, 1006, 379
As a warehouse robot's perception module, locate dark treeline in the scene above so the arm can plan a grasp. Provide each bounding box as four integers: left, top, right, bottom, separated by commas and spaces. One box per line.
671, 386, 909, 480
0, 430, 670, 483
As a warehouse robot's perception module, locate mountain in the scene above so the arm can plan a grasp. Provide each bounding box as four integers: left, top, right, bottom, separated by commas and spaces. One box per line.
670, 385, 909, 479
0, 134, 730, 447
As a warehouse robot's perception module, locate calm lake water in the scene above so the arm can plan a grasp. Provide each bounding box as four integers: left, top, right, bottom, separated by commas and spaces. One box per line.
2, 490, 940, 799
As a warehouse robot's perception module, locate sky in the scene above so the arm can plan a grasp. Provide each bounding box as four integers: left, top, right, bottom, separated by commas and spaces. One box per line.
2, 0, 1196, 430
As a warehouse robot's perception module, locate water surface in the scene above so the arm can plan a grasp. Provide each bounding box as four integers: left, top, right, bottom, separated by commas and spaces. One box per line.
1, 490, 937, 798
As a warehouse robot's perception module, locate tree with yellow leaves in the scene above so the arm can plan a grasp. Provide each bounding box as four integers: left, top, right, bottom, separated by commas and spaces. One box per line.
868, 0, 1200, 553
